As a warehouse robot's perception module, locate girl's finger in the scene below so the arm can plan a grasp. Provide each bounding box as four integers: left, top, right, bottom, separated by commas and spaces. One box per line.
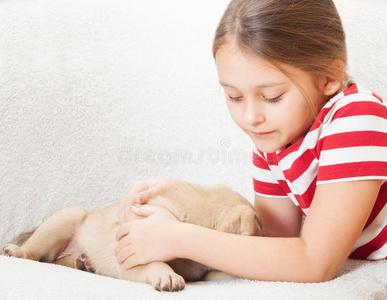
119, 194, 135, 224
119, 180, 159, 223
123, 253, 138, 270
114, 232, 131, 256
131, 204, 162, 217
116, 245, 135, 265
116, 224, 130, 242
135, 184, 162, 204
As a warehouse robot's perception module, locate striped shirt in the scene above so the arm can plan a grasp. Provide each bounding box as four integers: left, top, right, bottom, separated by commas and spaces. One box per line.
252, 84, 387, 260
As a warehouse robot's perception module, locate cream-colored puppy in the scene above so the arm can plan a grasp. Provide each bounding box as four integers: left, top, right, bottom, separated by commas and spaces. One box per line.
2, 182, 262, 291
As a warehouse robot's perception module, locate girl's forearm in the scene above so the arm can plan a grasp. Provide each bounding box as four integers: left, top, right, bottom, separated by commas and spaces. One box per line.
175, 222, 323, 283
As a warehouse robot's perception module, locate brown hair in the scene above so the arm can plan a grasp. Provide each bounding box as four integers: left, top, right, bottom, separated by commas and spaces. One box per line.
213, 0, 351, 115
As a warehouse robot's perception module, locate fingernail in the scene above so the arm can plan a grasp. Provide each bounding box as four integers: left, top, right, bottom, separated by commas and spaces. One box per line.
136, 193, 144, 203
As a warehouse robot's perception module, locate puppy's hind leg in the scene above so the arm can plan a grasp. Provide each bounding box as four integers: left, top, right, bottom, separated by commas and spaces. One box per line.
3, 207, 86, 263
202, 270, 238, 281
55, 252, 95, 273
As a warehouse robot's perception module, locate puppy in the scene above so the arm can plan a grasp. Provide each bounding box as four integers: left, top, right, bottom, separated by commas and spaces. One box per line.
2, 182, 262, 291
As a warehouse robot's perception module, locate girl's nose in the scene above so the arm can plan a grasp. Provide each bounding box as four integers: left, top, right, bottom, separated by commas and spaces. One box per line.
244, 101, 265, 126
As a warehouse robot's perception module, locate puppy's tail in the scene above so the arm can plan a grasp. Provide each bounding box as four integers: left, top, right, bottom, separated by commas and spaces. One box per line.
9, 230, 36, 247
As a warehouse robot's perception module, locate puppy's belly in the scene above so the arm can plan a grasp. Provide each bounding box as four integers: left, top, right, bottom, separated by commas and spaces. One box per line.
56, 239, 80, 260
75, 203, 122, 278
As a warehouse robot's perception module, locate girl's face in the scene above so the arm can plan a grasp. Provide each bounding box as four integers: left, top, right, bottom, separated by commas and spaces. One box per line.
215, 44, 329, 153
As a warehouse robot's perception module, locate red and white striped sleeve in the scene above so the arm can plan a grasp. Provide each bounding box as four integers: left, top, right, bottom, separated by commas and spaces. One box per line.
316, 88, 387, 185
252, 150, 288, 198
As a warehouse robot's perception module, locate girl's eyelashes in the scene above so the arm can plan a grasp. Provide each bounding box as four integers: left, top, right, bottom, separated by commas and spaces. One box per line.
227, 94, 284, 103
264, 94, 283, 103
227, 95, 243, 102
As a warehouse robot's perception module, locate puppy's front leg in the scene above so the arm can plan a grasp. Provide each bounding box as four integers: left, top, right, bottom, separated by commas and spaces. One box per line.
119, 262, 185, 292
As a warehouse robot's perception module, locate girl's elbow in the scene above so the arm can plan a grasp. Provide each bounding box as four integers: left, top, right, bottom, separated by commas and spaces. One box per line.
299, 245, 341, 283
248, 265, 336, 283
302, 271, 335, 283
287, 269, 336, 284
284, 255, 339, 283
302, 261, 339, 283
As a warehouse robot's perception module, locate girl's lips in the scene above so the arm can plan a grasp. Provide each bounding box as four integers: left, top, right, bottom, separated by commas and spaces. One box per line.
251, 131, 274, 137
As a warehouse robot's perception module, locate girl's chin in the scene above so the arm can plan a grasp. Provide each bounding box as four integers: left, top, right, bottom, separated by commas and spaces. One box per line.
253, 144, 281, 154
252, 140, 288, 154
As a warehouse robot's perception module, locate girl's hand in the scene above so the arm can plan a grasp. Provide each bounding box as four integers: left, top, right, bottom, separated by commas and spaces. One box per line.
115, 204, 182, 269
119, 178, 185, 224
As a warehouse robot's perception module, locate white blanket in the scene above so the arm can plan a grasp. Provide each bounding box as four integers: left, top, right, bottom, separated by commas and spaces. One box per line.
1, 256, 386, 299
0, 0, 386, 298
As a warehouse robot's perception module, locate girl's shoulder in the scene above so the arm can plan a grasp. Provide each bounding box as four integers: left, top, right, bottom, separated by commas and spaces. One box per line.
317, 84, 386, 125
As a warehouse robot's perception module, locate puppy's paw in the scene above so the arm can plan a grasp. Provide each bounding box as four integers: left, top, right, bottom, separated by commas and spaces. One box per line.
2, 243, 28, 258
218, 205, 262, 236
75, 253, 95, 273
150, 272, 185, 292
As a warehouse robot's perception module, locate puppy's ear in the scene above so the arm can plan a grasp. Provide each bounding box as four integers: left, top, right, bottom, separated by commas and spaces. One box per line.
216, 205, 263, 236
239, 211, 263, 236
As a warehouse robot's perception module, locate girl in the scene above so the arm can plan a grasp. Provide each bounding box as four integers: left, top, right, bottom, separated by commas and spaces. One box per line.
115, 0, 387, 282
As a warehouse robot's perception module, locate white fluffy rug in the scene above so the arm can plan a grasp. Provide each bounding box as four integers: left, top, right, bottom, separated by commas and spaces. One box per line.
1, 256, 386, 299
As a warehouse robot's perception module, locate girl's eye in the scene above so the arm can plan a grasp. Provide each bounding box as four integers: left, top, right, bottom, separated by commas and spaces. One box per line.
264, 94, 283, 103
227, 95, 243, 102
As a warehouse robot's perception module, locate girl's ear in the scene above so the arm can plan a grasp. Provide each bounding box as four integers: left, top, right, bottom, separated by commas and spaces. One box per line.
321, 77, 341, 96
320, 59, 345, 96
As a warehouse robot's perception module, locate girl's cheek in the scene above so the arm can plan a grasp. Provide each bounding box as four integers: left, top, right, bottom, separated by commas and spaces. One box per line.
229, 110, 244, 127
